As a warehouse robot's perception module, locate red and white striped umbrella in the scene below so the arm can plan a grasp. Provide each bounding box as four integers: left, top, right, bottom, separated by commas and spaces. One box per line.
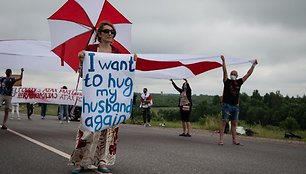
48, 0, 132, 71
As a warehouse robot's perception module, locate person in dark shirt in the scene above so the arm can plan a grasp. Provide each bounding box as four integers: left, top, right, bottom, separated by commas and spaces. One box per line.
171, 79, 192, 137
219, 55, 257, 145
0, 68, 24, 129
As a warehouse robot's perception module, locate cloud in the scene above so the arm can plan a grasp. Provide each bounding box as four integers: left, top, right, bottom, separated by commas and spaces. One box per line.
1, 0, 306, 96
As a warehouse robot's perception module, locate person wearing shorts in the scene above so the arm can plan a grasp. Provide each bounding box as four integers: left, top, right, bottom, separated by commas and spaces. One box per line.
219, 55, 257, 145
0, 68, 24, 130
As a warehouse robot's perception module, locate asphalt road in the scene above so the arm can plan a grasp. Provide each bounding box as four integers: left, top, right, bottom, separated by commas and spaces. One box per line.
0, 113, 306, 174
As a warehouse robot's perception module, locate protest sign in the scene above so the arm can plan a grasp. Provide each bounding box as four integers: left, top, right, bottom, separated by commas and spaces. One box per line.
12, 87, 82, 106
82, 52, 135, 132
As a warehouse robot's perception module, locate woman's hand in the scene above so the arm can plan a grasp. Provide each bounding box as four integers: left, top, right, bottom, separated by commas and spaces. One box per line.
78, 50, 85, 63
253, 59, 258, 66
133, 54, 138, 61
220, 55, 225, 62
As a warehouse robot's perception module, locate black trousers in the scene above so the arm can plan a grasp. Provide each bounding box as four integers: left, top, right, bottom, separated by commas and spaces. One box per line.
27, 103, 34, 118
142, 108, 151, 123
40, 103, 47, 117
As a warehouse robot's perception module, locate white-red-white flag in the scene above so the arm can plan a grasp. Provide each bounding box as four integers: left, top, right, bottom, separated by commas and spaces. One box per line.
0, 40, 254, 79
135, 54, 254, 79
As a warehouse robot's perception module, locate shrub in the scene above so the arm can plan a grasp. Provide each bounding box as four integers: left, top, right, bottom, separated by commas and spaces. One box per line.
280, 117, 300, 131
198, 115, 221, 131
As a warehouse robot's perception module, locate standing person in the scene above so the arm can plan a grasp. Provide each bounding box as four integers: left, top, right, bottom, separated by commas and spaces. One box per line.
170, 79, 192, 137
140, 88, 153, 127
26, 102, 34, 120
10, 102, 20, 120
59, 86, 69, 124
0, 68, 24, 129
40, 103, 48, 119
70, 21, 136, 174
219, 55, 258, 145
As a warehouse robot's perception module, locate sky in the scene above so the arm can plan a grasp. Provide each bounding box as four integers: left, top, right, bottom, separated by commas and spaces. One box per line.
1, 0, 306, 97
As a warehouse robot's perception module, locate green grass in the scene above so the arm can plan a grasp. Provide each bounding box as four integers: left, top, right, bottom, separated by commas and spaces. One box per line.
136, 114, 306, 142
14, 103, 59, 117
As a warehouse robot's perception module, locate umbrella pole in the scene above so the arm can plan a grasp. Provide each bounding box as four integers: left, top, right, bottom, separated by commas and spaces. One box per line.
70, 71, 81, 117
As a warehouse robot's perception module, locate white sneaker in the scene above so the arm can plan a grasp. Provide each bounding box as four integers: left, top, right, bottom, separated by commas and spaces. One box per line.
147, 123, 151, 127
59, 121, 63, 124
17, 117, 21, 120
144, 123, 147, 127
67, 120, 70, 123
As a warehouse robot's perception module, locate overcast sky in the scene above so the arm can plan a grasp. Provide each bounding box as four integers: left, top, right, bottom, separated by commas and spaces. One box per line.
1, 0, 306, 97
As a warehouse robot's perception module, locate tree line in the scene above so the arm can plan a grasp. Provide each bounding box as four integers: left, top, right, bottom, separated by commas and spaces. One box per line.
134, 90, 306, 130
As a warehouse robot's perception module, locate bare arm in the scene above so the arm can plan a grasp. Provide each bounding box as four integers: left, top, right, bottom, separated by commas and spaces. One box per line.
15, 68, 24, 81
221, 55, 228, 82
242, 59, 258, 82
78, 50, 85, 78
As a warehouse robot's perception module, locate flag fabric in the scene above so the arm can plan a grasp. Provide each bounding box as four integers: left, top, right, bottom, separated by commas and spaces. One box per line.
0, 40, 72, 72
135, 54, 254, 79
0, 40, 254, 79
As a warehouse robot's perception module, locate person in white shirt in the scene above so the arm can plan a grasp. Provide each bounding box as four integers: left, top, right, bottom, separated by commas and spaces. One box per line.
140, 88, 153, 127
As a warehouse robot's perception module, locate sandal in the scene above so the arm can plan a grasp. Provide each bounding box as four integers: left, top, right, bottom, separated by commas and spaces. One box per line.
218, 142, 224, 146
71, 166, 83, 174
97, 167, 111, 173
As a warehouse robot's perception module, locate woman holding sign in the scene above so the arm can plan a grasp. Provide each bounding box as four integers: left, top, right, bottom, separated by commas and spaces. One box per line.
70, 21, 127, 174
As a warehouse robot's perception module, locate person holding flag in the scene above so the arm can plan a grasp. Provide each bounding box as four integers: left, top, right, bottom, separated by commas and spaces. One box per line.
170, 78, 192, 137
219, 55, 258, 145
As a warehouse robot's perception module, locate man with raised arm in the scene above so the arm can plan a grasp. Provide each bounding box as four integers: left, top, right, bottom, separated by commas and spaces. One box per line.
219, 55, 257, 145
0, 68, 24, 129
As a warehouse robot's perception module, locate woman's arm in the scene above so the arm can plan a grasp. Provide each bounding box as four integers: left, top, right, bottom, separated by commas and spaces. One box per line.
170, 79, 182, 93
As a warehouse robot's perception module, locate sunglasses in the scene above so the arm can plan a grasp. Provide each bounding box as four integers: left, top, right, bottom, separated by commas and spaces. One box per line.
101, 29, 116, 35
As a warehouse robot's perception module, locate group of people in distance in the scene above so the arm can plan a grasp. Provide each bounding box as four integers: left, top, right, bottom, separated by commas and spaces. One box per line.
0, 20, 257, 174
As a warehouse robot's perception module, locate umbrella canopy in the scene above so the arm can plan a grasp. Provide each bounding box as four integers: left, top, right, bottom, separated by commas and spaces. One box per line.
48, 0, 132, 71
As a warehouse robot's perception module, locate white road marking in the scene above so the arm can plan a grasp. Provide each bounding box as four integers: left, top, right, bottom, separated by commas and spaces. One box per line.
7, 127, 71, 159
